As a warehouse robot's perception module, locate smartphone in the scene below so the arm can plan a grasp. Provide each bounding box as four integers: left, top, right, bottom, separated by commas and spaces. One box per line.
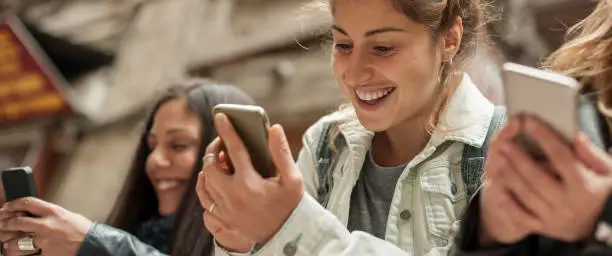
212, 104, 276, 178
2, 167, 38, 217
502, 62, 580, 161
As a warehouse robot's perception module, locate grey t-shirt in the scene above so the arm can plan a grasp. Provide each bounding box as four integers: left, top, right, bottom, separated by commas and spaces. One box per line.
347, 150, 406, 239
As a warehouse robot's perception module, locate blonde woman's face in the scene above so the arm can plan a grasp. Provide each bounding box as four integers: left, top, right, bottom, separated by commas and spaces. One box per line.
331, 0, 445, 131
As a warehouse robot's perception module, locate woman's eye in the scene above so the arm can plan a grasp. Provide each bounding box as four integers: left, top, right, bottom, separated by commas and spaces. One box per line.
373, 46, 394, 56
171, 144, 189, 151
334, 43, 353, 54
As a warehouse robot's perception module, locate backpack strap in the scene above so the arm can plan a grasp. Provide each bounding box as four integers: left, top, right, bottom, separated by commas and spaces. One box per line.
461, 106, 507, 200
315, 123, 344, 208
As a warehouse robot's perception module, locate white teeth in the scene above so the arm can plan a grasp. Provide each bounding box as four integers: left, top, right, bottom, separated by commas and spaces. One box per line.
356, 88, 393, 101
157, 180, 180, 191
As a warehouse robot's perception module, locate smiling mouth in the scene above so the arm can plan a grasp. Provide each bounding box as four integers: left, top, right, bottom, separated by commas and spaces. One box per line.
155, 180, 184, 192
355, 88, 395, 105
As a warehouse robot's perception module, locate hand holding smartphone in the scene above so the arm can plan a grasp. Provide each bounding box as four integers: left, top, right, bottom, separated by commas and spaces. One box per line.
502, 63, 580, 161
212, 104, 277, 178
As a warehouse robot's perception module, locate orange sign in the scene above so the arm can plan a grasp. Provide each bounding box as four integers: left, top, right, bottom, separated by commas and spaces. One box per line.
0, 15, 72, 126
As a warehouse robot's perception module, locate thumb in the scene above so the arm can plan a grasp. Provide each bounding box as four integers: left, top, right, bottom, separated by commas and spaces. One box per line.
268, 124, 300, 184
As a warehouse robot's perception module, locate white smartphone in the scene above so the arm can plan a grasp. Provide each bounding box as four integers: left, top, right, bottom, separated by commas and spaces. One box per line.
502, 62, 580, 161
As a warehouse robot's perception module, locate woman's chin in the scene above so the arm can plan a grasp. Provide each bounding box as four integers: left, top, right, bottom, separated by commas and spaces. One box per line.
356, 114, 391, 132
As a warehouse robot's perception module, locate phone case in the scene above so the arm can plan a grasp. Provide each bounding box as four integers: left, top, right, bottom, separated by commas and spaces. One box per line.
212, 104, 276, 178
2, 167, 38, 201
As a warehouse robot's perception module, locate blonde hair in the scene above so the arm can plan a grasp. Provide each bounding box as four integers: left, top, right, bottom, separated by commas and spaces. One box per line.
543, 0, 612, 117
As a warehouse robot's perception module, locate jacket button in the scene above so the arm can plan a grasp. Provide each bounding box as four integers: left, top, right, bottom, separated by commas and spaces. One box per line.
283, 243, 297, 256
400, 210, 411, 220
451, 183, 458, 194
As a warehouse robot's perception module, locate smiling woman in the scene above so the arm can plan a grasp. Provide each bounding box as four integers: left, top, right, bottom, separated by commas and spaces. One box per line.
197, 0, 504, 255
105, 80, 255, 255
0, 79, 256, 256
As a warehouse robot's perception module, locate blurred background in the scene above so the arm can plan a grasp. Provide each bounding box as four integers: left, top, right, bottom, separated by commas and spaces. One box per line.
0, 0, 595, 221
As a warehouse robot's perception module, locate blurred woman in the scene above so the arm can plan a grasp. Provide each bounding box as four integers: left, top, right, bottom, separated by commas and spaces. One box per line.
454, 0, 612, 255
0, 79, 254, 256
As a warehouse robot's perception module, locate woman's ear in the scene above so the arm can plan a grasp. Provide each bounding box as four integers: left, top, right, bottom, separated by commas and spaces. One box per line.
442, 17, 463, 62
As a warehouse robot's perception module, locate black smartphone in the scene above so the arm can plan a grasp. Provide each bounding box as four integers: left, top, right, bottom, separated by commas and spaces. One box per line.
2, 167, 38, 202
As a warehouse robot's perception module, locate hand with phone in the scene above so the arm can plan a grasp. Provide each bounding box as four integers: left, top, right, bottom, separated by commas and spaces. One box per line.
197, 154, 255, 253
0, 197, 93, 256
480, 63, 612, 243
0, 211, 28, 256
197, 112, 304, 247
479, 118, 612, 245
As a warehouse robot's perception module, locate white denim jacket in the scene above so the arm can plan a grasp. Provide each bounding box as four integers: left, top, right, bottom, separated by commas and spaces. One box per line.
215, 74, 495, 256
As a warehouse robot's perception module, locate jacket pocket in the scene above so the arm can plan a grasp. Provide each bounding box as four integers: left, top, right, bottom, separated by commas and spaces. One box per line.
420, 161, 468, 246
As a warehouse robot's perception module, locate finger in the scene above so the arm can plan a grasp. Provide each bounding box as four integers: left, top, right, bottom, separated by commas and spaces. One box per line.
1, 197, 56, 217
0, 212, 24, 222
498, 188, 543, 231
197, 172, 227, 218
218, 151, 230, 170
491, 116, 520, 144
2, 237, 38, 254
203, 177, 229, 218
205, 137, 223, 156
201, 150, 232, 210
500, 143, 563, 207
196, 172, 213, 209
524, 117, 579, 182
203, 159, 232, 206
214, 114, 256, 176
203, 211, 231, 235
482, 147, 507, 179
483, 118, 521, 178
268, 125, 301, 185
0, 216, 44, 233
0, 231, 24, 242
498, 156, 553, 219
575, 133, 612, 174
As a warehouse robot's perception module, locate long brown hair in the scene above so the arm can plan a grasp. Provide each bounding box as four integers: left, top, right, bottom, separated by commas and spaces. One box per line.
543, 0, 612, 117
106, 79, 254, 256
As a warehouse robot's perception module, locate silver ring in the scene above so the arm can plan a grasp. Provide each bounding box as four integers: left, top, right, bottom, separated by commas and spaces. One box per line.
203, 153, 216, 164
208, 202, 216, 213
17, 237, 36, 251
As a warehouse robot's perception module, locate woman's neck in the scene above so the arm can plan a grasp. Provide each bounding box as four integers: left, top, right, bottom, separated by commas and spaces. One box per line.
370, 114, 431, 167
